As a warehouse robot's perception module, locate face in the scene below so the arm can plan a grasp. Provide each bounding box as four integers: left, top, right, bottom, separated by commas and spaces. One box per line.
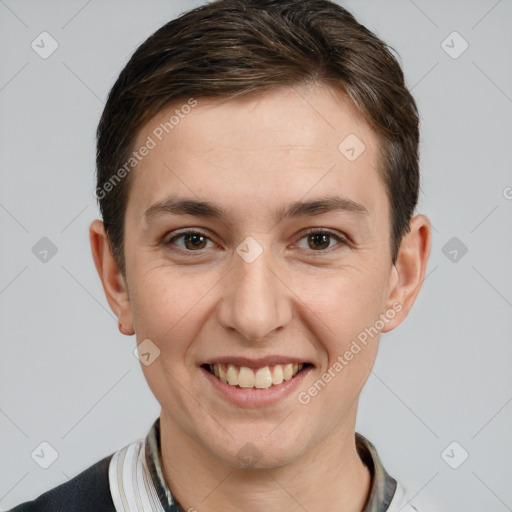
97, 84, 425, 469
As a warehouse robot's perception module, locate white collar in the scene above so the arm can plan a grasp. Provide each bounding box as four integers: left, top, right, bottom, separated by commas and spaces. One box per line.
109, 436, 167, 512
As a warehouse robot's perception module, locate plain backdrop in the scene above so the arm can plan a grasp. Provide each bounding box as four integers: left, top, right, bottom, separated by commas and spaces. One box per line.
1, 1, 511, 510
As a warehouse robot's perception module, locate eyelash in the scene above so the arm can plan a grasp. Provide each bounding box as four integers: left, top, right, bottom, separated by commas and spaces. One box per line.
164, 228, 349, 256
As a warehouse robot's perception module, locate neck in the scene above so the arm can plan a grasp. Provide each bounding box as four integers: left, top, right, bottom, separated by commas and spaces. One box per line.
159, 410, 372, 512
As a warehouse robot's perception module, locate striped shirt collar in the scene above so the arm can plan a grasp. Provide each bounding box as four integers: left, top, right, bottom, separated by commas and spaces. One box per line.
109, 417, 400, 512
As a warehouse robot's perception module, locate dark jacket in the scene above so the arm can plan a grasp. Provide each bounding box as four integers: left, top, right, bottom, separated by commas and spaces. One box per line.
8, 454, 116, 512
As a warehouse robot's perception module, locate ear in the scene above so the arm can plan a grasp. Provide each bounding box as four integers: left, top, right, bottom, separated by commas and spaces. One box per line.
89, 219, 134, 335
381, 214, 432, 333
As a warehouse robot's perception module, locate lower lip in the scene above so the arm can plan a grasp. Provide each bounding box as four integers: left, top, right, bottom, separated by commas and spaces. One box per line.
200, 366, 313, 408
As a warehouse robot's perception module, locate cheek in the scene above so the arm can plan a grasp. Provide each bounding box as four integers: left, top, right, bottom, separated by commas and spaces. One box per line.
294, 264, 388, 342
128, 265, 224, 361
295, 273, 385, 416
132, 269, 216, 406
290, 266, 389, 411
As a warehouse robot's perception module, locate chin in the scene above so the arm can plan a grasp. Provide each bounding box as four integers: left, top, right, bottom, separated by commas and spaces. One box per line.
206, 430, 310, 470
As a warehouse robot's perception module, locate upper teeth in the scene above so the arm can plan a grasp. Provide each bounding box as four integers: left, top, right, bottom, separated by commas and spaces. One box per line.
209, 363, 304, 389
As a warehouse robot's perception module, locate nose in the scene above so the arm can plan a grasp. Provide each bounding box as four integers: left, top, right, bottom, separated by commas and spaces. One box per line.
216, 244, 292, 342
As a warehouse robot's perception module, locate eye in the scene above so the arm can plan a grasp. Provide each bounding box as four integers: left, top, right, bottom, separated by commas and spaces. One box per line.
165, 230, 214, 252
164, 228, 349, 256
296, 229, 348, 253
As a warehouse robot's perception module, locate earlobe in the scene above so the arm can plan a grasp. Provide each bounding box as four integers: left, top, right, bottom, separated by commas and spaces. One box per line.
89, 219, 135, 335
381, 215, 432, 333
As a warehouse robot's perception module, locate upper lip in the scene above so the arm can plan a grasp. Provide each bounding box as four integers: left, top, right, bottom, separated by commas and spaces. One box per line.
202, 356, 312, 369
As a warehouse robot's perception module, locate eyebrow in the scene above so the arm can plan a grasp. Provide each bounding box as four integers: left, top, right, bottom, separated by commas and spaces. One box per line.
144, 195, 369, 223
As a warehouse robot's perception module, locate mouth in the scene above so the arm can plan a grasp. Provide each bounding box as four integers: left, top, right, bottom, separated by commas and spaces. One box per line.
201, 362, 313, 390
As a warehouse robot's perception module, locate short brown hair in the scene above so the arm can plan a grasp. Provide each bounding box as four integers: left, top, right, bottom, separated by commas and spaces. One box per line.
96, 0, 419, 274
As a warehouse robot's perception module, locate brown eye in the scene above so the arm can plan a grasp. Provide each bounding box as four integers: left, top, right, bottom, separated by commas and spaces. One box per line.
183, 232, 208, 250
166, 230, 212, 252
307, 232, 331, 251
296, 229, 348, 253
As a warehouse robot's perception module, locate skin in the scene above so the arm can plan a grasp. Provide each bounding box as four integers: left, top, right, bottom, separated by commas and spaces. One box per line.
90, 84, 431, 512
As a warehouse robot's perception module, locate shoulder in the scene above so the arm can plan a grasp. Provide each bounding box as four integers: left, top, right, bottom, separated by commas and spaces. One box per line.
7, 453, 116, 512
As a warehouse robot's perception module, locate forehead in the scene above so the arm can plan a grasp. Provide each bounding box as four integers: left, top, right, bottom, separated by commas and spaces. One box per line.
128, 84, 388, 224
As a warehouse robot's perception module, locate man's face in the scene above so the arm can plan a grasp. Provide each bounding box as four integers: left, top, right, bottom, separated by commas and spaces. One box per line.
122, 85, 399, 467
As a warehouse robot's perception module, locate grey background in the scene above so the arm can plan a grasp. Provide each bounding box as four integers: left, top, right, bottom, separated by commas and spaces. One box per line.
1, 0, 511, 510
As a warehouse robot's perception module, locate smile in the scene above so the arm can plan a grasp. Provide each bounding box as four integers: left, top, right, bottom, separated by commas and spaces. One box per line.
204, 363, 309, 389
